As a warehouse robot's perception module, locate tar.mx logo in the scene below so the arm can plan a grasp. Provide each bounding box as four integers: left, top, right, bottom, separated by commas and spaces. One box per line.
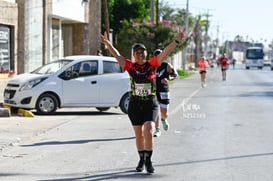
182, 100, 206, 119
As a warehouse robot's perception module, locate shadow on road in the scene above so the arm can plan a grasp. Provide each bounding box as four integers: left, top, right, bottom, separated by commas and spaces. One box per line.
21, 136, 135, 147
4, 151, 273, 180
32, 110, 125, 116
39, 169, 163, 181
32, 151, 273, 180
239, 91, 273, 97
158, 151, 273, 166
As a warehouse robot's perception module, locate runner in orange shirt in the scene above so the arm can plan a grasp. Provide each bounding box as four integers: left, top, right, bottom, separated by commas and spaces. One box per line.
198, 56, 209, 88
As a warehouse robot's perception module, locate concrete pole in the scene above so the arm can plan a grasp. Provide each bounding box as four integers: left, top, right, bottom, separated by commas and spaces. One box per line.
185, 0, 189, 33
88, 0, 101, 55
182, 0, 189, 70
150, 0, 154, 24
216, 24, 220, 57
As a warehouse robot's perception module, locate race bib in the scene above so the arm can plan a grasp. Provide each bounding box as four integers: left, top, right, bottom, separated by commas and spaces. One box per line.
160, 92, 170, 100
134, 83, 152, 96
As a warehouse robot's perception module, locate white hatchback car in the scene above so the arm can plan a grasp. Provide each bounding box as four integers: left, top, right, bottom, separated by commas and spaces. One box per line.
3, 55, 131, 115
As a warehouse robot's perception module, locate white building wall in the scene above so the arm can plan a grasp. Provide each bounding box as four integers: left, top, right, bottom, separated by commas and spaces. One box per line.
3, 0, 15, 3
52, 0, 86, 22
169, 51, 183, 70
50, 0, 86, 60
24, 0, 43, 72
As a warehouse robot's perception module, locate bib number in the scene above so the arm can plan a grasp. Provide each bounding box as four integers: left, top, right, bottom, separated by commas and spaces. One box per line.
134, 83, 152, 96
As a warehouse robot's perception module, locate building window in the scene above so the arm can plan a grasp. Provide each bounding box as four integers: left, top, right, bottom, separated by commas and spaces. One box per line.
0, 26, 11, 73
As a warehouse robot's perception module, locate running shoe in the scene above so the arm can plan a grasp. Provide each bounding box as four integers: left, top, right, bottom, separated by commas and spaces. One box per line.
162, 119, 169, 131
145, 159, 155, 174
201, 81, 206, 88
154, 128, 161, 137
136, 159, 145, 172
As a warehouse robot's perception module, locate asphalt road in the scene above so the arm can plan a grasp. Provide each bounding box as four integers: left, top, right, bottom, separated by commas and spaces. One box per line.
0, 64, 272, 181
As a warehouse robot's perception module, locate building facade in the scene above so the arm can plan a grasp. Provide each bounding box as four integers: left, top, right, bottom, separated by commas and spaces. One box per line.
1, 0, 101, 75
0, 0, 17, 76
0, 0, 102, 98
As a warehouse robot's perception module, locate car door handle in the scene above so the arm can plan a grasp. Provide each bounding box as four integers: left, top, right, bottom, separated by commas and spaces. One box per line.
91, 81, 97, 84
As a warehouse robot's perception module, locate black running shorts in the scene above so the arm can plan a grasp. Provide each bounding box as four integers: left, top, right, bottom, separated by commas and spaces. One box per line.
128, 96, 159, 126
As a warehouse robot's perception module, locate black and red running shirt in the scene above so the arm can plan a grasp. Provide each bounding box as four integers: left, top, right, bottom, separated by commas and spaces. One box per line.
124, 57, 159, 97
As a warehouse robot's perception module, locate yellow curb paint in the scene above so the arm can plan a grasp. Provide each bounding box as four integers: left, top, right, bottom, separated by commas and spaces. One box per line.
18, 108, 35, 117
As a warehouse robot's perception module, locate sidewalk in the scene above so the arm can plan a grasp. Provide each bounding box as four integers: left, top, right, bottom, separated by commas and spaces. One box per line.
0, 79, 62, 152
0, 79, 10, 117
0, 116, 69, 153
0, 78, 8, 103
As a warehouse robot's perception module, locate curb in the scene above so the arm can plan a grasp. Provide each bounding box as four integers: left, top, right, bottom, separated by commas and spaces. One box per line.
0, 108, 10, 117
0, 103, 10, 117
18, 108, 35, 117
0, 103, 34, 117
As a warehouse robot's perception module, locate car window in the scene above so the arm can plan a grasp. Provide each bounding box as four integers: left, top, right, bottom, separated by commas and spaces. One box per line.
79, 60, 98, 76
32, 59, 72, 74
59, 60, 98, 80
103, 61, 123, 74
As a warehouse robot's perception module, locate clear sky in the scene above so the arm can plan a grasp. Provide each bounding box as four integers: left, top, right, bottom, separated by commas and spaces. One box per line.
167, 0, 273, 46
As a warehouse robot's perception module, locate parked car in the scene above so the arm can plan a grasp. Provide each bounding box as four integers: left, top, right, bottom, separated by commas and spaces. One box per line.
3, 55, 131, 115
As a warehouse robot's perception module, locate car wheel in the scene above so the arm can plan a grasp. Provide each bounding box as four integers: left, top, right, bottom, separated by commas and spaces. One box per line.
96, 107, 111, 112
35, 93, 58, 115
119, 93, 130, 114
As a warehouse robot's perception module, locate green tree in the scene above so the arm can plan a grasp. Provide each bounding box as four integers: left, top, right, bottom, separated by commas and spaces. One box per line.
105, 0, 150, 34
192, 14, 211, 65
102, 0, 201, 61
158, 1, 175, 21
158, 1, 195, 29
115, 19, 190, 58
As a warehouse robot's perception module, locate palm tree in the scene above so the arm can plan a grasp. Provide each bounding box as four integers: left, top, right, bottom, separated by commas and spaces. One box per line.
192, 14, 210, 66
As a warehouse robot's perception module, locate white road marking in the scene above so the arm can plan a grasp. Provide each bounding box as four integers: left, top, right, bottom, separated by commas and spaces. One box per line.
170, 87, 202, 116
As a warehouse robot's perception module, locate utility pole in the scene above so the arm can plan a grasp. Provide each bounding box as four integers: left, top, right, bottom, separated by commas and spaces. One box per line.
150, 0, 154, 24
182, 0, 189, 70
103, 0, 110, 55
155, 0, 159, 26
203, 10, 213, 57
185, 0, 189, 33
216, 24, 220, 57
88, 0, 101, 55
103, 0, 110, 38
